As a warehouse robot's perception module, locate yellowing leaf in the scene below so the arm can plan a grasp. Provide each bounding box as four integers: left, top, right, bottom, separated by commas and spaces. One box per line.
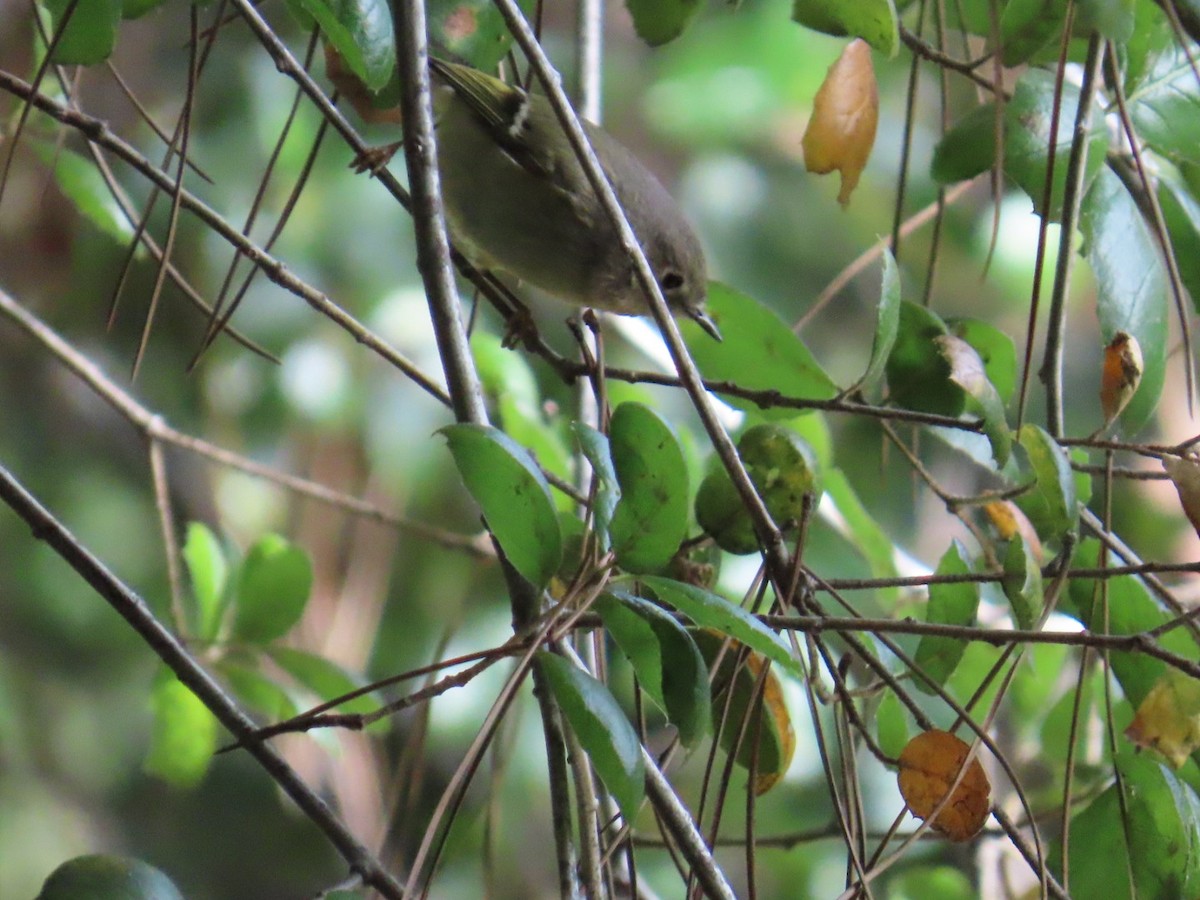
1126, 670, 1200, 768
1164, 454, 1200, 538
982, 500, 1044, 562
693, 630, 795, 795
802, 39, 879, 206
897, 730, 991, 841
1099, 331, 1144, 428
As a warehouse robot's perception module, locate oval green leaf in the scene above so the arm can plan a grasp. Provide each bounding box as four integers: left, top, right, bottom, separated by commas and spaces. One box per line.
886, 301, 963, 416
37, 855, 185, 900
232, 534, 313, 644
1002, 533, 1044, 631
858, 246, 902, 391
572, 423, 619, 553
913, 540, 979, 694
144, 669, 217, 788
183, 522, 229, 640
42, 0, 122, 65
692, 629, 795, 795
1081, 168, 1168, 434
626, 0, 703, 46
681, 283, 838, 418
293, 0, 395, 90
537, 652, 645, 821
609, 403, 689, 574
1014, 424, 1078, 542
440, 424, 562, 587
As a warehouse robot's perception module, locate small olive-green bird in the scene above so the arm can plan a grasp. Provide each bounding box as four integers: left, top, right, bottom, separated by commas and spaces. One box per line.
430, 58, 720, 340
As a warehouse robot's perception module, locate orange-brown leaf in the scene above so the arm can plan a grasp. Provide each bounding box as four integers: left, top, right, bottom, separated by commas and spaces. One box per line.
802, 39, 878, 206
1099, 331, 1143, 427
897, 729, 990, 841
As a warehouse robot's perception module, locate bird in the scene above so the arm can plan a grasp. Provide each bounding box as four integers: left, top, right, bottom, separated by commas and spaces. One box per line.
429, 58, 721, 342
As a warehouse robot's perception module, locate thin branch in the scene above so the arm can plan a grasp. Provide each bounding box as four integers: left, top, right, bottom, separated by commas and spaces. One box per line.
0, 463, 406, 899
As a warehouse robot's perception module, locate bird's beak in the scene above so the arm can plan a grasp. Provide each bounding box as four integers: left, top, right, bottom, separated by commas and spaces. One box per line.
688, 308, 722, 342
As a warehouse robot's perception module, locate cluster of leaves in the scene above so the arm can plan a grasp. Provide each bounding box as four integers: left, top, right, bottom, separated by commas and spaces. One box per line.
145, 524, 379, 787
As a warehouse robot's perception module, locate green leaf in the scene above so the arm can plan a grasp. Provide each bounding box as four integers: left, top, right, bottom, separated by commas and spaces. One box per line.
1081, 168, 1168, 433
572, 423, 619, 553
427, 0, 536, 71
858, 246, 902, 391
217, 660, 298, 721
269, 647, 381, 718
791, 0, 899, 56
1002, 534, 1044, 631
182, 522, 229, 640
1158, 165, 1200, 314
40, 0, 122, 65
37, 855, 185, 900
695, 465, 757, 555
638, 576, 801, 677
998, 0, 1069, 66
626, 0, 703, 46
1052, 753, 1200, 899
875, 689, 908, 760
681, 283, 838, 418
537, 652, 645, 821
937, 335, 1011, 466
885, 301, 962, 416
932, 70, 1109, 220
609, 403, 689, 574
476, 332, 572, 496
889, 866, 975, 900
597, 592, 711, 746
33, 143, 134, 247
144, 670, 218, 787
1065, 539, 1199, 707
1014, 424, 1078, 542
1123, 0, 1175, 92
232, 535, 313, 644
1126, 37, 1200, 166
440, 424, 562, 587
822, 467, 899, 605
292, 0, 394, 91
1077, 0, 1135, 42
914, 540, 979, 694
121, 0, 166, 17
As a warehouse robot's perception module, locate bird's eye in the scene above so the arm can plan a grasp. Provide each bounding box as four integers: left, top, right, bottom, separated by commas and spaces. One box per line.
660, 271, 684, 291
